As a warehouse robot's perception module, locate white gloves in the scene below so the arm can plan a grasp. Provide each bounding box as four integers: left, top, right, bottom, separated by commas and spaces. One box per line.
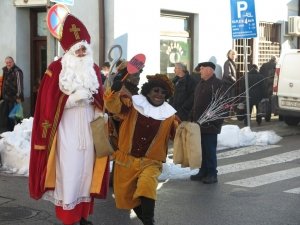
65, 89, 92, 108
69, 89, 91, 102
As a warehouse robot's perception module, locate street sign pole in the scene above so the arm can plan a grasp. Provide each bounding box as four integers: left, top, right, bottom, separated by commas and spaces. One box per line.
243, 39, 250, 126
230, 0, 257, 128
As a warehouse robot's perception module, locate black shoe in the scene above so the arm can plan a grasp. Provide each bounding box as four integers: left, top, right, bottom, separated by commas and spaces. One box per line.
265, 114, 271, 122
202, 175, 218, 184
190, 171, 206, 181
256, 120, 261, 125
80, 218, 93, 225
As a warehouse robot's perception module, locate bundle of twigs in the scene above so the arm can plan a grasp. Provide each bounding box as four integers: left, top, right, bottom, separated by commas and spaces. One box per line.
197, 75, 272, 124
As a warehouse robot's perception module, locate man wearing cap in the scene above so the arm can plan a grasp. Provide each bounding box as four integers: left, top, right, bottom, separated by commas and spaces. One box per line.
190, 62, 225, 184
29, 14, 109, 225
104, 74, 178, 225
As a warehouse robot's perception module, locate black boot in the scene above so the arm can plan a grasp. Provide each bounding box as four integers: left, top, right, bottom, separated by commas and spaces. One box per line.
133, 205, 144, 222
190, 169, 206, 181
140, 197, 155, 225
80, 217, 93, 225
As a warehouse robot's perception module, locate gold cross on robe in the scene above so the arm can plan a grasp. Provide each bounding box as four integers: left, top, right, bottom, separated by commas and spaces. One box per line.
42, 120, 52, 138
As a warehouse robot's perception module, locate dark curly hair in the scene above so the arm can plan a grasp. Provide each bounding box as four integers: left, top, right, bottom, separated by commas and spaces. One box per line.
141, 74, 174, 99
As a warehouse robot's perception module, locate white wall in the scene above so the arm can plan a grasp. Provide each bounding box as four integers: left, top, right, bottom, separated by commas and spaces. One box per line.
105, 0, 161, 84
0, 1, 17, 69
0, 2, 31, 116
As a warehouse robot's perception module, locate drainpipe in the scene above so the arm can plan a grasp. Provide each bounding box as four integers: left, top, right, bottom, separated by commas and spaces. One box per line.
98, 0, 105, 66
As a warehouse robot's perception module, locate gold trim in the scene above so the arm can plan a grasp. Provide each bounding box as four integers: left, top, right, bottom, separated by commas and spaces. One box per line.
34, 145, 46, 150
45, 69, 53, 77
47, 94, 65, 154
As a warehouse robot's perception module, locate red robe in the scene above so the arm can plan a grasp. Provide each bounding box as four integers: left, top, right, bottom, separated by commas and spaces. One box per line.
29, 58, 109, 201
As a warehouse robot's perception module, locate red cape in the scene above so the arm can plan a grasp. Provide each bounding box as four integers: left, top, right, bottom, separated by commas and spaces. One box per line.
29, 58, 109, 200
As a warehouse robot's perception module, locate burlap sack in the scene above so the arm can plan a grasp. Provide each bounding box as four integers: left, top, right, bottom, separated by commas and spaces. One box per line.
90, 116, 114, 158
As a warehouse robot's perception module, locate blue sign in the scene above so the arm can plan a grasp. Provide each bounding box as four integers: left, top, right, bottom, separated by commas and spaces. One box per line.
50, 0, 74, 6
230, 0, 257, 39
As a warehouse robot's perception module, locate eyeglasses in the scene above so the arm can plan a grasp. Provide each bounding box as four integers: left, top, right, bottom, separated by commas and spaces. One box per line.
152, 87, 168, 95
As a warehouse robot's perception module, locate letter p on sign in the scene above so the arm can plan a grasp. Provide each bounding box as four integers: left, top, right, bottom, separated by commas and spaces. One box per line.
237, 1, 248, 18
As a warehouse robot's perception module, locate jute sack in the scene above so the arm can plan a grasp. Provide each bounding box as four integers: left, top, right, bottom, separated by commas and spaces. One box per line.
90, 115, 114, 158
173, 121, 202, 169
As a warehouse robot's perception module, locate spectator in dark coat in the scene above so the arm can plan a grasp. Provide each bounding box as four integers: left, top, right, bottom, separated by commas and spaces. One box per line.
240, 64, 265, 125
169, 62, 197, 121
1, 56, 24, 131
259, 56, 277, 121
222, 49, 238, 99
190, 62, 225, 184
259, 56, 277, 99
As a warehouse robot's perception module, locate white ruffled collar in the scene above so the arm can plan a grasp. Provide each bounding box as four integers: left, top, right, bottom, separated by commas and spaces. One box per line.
132, 95, 176, 120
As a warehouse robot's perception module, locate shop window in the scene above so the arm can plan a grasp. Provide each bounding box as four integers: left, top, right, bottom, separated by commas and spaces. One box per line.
160, 12, 193, 79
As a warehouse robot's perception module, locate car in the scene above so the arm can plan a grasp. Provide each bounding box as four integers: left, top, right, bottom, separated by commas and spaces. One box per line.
272, 49, 300, 126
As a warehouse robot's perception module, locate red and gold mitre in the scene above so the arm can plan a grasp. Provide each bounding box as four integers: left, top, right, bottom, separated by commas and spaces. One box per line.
59, 14, 90, 51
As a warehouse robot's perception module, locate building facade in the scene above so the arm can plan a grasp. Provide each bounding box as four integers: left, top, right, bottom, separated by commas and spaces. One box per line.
0, 0, 299, 116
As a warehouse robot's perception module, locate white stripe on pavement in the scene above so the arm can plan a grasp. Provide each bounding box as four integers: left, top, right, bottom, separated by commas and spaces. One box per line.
218, 149, 300, 175
225, 167, 300, 187
217, 145, 280, 159
284, 187, 300, 194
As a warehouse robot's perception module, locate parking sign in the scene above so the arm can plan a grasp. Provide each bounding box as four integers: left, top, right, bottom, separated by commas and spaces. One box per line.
230, 0, 257, 39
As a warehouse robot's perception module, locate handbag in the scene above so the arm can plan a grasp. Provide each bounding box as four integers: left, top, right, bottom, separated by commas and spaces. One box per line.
90, 113, 114, 158
8, 103, 23, 120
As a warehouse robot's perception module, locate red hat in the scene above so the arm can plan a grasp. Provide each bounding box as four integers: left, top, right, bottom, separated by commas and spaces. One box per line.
59, 14, 90, 51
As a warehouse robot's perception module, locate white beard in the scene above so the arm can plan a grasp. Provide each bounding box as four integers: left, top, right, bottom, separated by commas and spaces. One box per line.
59, 42, 99, 96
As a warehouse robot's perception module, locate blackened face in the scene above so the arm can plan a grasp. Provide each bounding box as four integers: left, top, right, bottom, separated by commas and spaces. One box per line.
147, 87, 167, 106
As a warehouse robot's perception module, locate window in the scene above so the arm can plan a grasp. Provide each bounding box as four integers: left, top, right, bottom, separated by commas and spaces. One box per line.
160, 11, 193, 79
37, 12, 47, 36
234, 39, 253, 77
258, 22, 281, 67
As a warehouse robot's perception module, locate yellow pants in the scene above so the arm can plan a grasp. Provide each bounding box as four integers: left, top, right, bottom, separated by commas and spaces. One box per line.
113, 151, 162, 209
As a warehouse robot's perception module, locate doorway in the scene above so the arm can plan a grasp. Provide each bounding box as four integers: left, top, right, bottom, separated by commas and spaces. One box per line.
30, 8, 47, 115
